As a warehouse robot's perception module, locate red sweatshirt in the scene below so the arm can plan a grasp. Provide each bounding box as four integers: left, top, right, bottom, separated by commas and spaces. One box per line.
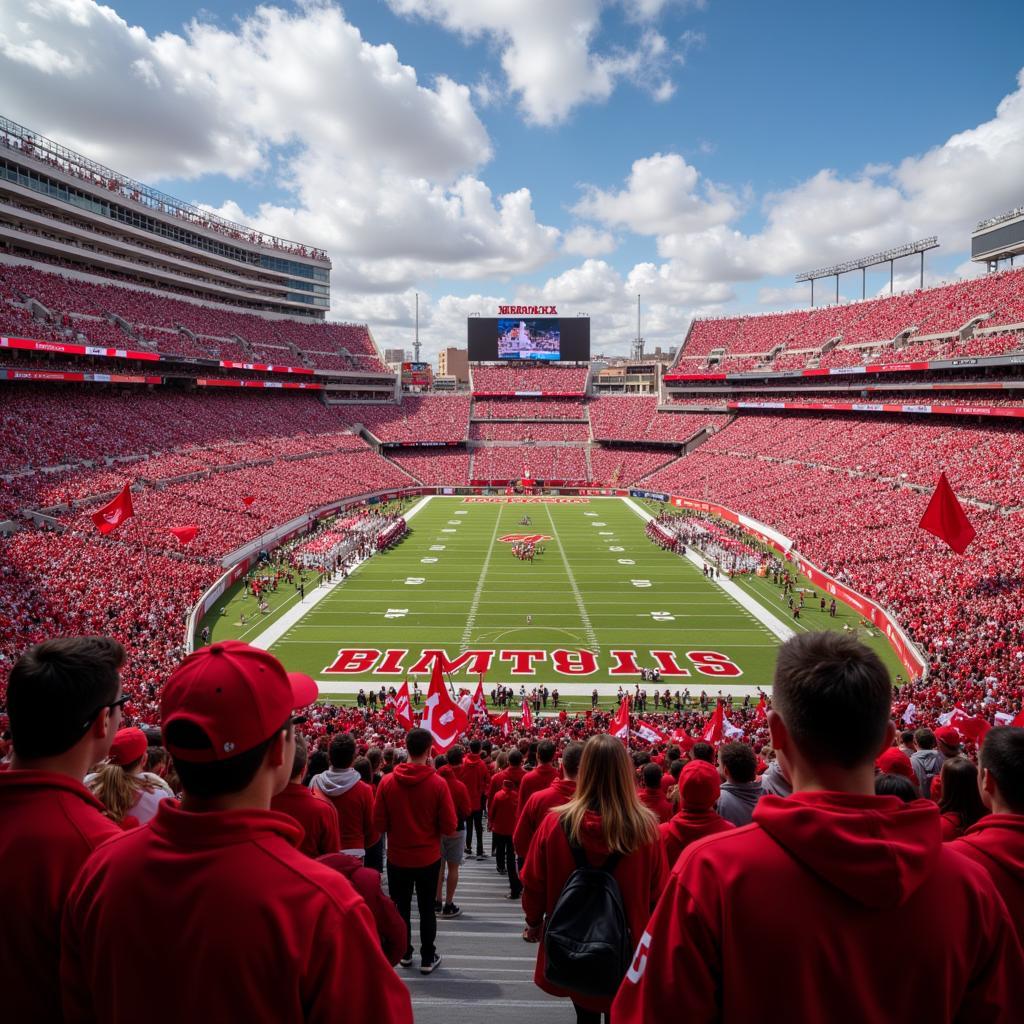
490, 780, 519, 835
438, 764, 473, 824
513, 778, 576, 859
488, 763, 525, 807
457, 752, 490, 807
271, 782, 340, 857
373, 762, 457, 868
61, 802, 412, 1023
613, 792, 1024, 1023
517, 762, 559, 814
659, 807, 734, 867
640, 786, 674, 824
309, 768, 377, 853
0, 770, 120, 1024
953, 813, 1024, 947
521, 810, 668, 1014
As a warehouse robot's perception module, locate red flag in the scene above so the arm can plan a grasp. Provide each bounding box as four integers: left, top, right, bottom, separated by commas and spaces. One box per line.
91, 484, 134, 536
390, 681, 414, 730
521, 699, 533, 730
242, 495, 257, 508
948, 708, 991, 743
755, 694, 768, 723
669, 728, 695, 752
169, 525, 198, 545
635, 720, 667, 744
491, 710, 511, 736
420, 658, 468, 753
1012, 709, 1024, 728
610, 697, 630, 743
470, 681, 489, 722
701, 702, 724, 744
919, 473, 975, 554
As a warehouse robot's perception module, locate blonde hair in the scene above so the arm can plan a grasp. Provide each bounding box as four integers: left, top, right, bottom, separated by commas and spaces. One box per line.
557, 735, 659, 855
89, 757, 153, 823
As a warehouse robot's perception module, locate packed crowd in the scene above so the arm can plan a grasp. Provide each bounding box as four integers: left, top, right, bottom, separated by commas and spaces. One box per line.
470, 446, 589, 483
588, 398, 728, 443
355, 396, 471, 444
470, 421, 591, 442
471, 364, 590, 395
589, 446, 678, 487
472, 398, 588, 419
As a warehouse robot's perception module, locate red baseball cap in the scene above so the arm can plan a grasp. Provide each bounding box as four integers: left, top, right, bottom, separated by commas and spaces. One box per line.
935, 726, 961, 749
876, 747, 915, 782
108, 727, 148, 766
681, 759, 721, 810
161, 641, 318, 763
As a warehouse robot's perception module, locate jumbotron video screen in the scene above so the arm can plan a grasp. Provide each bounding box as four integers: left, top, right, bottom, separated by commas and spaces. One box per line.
467, 317, 590, 361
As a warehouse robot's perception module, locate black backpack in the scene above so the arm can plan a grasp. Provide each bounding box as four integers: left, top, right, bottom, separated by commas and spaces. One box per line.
543, 824, 633, 998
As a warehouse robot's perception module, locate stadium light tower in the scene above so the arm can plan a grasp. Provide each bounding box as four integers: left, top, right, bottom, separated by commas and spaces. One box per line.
632, 293, 645, 360
413, 292, 421, 363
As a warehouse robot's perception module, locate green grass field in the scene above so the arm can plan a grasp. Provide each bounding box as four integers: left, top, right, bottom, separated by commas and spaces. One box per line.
203, 496, 904, 699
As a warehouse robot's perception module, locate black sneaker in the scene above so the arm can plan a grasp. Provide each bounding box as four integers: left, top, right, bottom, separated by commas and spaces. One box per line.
442, 902, 462, 919
420, 954, 442, 975
476, 852, 486, 861
504, 892, 522, 900
399, 950, 414, 968
433, 900, 442, 914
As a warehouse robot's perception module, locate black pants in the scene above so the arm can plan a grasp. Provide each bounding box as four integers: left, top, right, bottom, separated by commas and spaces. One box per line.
364, 836, 384, 873
493, 834, 520, 896
387, 859, 442, 960
465, 809, 484, 855
573, 1004, 609, 1024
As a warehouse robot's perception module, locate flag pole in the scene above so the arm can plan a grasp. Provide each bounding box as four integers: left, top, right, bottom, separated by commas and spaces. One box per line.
131, 485, 151, 576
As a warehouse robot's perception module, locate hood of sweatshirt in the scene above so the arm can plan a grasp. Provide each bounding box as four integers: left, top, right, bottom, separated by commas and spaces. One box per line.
719, 780, 762, 809
392, 762, 436, 788
759, 760, 792, 798
464, 753, 484, 767
754, 791, 941, 909
958, 813, 1024, 876
310, 767, 361, 798
663, 808, 733, 845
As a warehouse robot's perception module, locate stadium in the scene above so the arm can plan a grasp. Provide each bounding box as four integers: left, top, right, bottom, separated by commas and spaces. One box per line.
2, 4, 1024, 1022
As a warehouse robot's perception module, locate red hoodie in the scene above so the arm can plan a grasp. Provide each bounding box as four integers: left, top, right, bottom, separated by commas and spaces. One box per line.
309, 768, 377, 853
513, 778, 576, 859
0, 770, 120, 1024
61, 802, 412, 1023
373, 762, 457, 868
271, 782, 340, 857
457, 752, 490, 807
640, 786, 674, 824
613, 792, 1024, 1023
488, 762, 525, 808
953, 813, 1024, 947
517, 762, 559, 814
521, 810, 668, 1014
659, 807, 734, 867
438, 764, 473, 823
490, 780, 519, 835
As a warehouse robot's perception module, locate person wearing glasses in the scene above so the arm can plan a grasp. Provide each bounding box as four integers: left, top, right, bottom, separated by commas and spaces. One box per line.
61, 640, 412, 1024
0, 636, 126, 1024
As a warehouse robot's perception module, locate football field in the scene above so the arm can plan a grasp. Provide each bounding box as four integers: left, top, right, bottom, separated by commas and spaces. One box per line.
208, 495, 902, 695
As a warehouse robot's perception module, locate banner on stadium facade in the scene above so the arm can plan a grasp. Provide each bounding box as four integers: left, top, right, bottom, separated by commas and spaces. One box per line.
630, 489, 670, 502
1, 335, 159, 361
219, 360, 315, 375
725, 399, 1024, 421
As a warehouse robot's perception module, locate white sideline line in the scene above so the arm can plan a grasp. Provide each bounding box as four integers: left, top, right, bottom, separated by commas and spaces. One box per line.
460, 504, 503, 651
543, 504, 599, 652
249, 495, 434, 653
621, 497, 795, 644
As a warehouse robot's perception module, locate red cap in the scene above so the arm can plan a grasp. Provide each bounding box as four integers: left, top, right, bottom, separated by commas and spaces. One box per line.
161, 641, 318, 763
876, 747, 915, 782
108, 727, 148, 766
681, 759, 721, 810
935, 726, 961, 749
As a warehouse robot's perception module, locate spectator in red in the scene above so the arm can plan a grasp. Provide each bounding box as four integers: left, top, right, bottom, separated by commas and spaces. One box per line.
309, 732, 377, 859
937, 756, 988, 841
86, 726, 173, 827
458, 739, 490, 859
270, 733, 340, 857
61, 640, 411, 1023
490, 776, 522, 900
953, 727, 1024, 945
373, 726, 457, 975
514, 741, 583, 861
715, 741, 763, 826
521, 734, 668, 1024
517, 738, 559, 813
639, 763, 673, 823
0, 637, 123, 1024
613, 632, 1024, 1023
488, 746, 525, 806
435, 749, 473, 919
910, 727, 945, 795
660, 759, 734, 866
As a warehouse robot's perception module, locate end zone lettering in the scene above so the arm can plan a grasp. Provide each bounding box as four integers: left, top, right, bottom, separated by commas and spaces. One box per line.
497, 305, 557, 315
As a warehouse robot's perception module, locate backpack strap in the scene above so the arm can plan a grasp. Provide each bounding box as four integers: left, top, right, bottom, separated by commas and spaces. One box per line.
562, 819, 623, 873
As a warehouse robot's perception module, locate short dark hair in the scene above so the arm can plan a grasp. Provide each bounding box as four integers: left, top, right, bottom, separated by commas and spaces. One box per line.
899, 730, 915, 747
329, 733, 356, 769
690, 742, 715, 764
561, 742, 584, 778
508, 749, 523, 767
642, 762, 663, 789
981, 727, 1024, 813
7, 637, 124, 759
537, 739, 556, 764
666, 745, 681, 762
434, 754, 448, 769
773, 632, 891, 769
914, 728, 936, 750
447, 746, 464, 766
406, 728, 432, 758
353, 757, 372, 784
875, 772, 917, 803
168, 719, 290, 798
720, 742, 757, 784
469, 739, 482, 754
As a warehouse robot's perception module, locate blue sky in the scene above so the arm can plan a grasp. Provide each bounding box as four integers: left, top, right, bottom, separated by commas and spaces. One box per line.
2, 0, 1023, 357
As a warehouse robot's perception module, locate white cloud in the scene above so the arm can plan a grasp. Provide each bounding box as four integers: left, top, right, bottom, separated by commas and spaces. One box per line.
386, 0, 688, 125
563, 225, 618, 256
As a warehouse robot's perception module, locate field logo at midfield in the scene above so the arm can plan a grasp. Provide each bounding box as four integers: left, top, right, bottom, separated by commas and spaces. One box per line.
498, 534, 552, 544
322, 647, 742, 678
463, 497, 590, 504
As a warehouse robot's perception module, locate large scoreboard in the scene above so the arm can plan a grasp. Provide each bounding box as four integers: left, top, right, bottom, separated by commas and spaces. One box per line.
468, 316, 590, 362
401, 361, 432, 387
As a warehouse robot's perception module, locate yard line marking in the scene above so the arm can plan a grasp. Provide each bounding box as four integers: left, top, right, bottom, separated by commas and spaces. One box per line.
543, 504, 599, 653
460, 505, 503, 651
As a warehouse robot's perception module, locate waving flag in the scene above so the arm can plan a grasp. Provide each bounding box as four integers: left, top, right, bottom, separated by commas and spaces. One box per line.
701, 702, 724, 744
521, 699, 533, 730
470, 680, 489, 722
420, 661, 467, 753
610, 697, 630, 743
902, 703, 917, 726
491, 710, 512, 736
755, 694, 768, 723
91, 484, 134, 536
670, 728, 695, 752
635, 720, 667, 745
169, 525, 198, 545
919, 473, 975, 554
722, 712, 744, 740
389, 681, 414, 730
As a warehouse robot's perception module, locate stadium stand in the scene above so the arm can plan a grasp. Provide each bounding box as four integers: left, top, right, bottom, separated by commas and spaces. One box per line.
589, 445, 679, 486
471, 445, 589, 481
472, 397, 587, 419
387, 446, 472, 485
589, 397, 729, 442
471, 364, 589, 395
353, 396, 471, 443
469, 421, 590, 442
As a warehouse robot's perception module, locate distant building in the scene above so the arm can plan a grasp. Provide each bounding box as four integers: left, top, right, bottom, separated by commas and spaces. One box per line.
438, 347, 469, 383
432, 374, 460, 391
384, 347, 406, 364
593, 361, 665, 395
